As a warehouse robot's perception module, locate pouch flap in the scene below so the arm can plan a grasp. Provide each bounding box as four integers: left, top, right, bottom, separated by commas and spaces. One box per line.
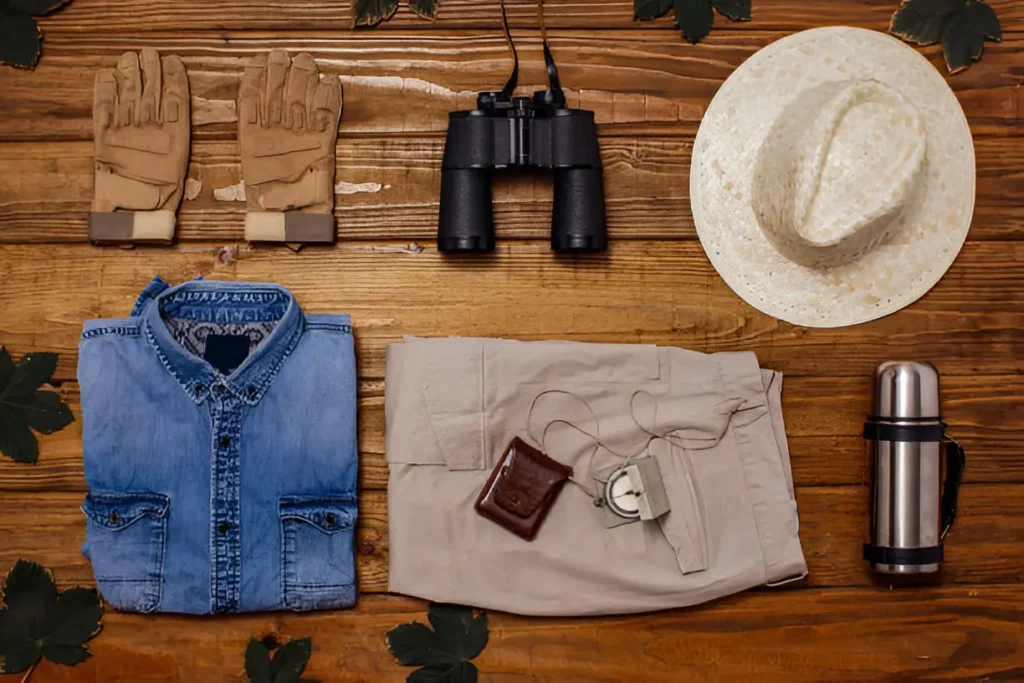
279, 496, 357, 534
492, 440, 571, 518
82, 492, 169, 530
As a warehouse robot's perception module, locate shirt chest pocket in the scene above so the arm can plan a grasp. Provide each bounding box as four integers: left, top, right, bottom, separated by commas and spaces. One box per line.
279, 496, 358, 611
81, 492, 169, 613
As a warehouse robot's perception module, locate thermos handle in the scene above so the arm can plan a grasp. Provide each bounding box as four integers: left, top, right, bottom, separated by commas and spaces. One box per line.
940, 433, 966, 540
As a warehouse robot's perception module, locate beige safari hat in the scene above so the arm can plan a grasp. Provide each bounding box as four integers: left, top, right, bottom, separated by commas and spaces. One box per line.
690, 26, 975, 328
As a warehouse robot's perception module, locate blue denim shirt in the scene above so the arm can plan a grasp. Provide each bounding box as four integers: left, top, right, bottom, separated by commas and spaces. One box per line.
78, 277, 358, 614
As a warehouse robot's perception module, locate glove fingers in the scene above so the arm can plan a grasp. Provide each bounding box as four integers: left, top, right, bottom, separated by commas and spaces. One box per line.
116, 51, 142, 127
264, 50, 290, 126
311, 77, 342, 133
161, 54, 189, 125
284, 52, 318, 131
139, 47, 162, 125
239, 53, 267, 128
94, 69, 118, 134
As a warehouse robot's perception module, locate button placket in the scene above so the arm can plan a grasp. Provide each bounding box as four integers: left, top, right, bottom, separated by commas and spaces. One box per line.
209, 390, 244, 614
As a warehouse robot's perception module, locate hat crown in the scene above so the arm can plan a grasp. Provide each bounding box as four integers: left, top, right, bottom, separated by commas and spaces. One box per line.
751, 78, 927, 268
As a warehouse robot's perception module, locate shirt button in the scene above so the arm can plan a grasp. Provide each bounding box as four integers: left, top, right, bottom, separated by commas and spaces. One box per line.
195, 383, 206, 393
217, 384, 227, 394
108, 510, 120, 525
247, 386, 258, 399
325, 513, 336, 528
219, 436, 231, 449
218, 521, 231, 535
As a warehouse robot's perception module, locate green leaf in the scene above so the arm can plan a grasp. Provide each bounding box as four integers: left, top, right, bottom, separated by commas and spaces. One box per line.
387, 603, 489, 683
408, 661, 478, 683
0, 635, 39, 674
0, 560, 101, 674
942, 0, 1001, 74
388, 622, 452, 667
711, 0, 750, 21
41, 642, 91, 666
0, 412, 38, 464
3, 559, 57, 636
408, 0, 438, 20
7, 0, 74, 16
245, 638, 273, 683
0, 350, 74, 464
9, 391, 74, 435
426, 604, 488, 661
0, 350, 14, 389
889, 0, 965, 45
673, 0, 714, 44
3, 352, 58, 398
270, 637, 312, 683
634, 0, 672, 20
47, 588, 102, 646
0, 10, 41, 70
352, 0, 399, 27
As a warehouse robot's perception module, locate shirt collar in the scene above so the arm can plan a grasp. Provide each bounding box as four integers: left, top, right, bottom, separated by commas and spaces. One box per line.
142, 280, 304, 406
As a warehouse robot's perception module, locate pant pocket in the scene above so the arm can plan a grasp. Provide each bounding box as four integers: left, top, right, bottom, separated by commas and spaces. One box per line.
81, 491, 169, 613
279, 495, 357, 611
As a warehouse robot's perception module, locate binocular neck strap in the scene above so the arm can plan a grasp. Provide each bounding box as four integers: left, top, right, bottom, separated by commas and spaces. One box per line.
498, 0, 518, 99
498, 0, 563, 99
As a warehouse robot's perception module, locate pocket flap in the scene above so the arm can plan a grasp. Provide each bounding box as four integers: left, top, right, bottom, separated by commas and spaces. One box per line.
279, 496, 356, 534
82, 492, 169, 530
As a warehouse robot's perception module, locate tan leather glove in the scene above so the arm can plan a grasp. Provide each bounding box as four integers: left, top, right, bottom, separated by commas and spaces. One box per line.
90, 48, 191, 244
239, 51, 342, 243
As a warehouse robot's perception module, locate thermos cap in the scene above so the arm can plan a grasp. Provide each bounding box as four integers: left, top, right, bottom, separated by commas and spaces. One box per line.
874, 361, 940, 420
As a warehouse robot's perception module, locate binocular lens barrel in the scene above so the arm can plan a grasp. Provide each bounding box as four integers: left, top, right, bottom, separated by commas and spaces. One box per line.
438, 167, 607, 254
437, 169, 495, 253
551, 168, 607, 253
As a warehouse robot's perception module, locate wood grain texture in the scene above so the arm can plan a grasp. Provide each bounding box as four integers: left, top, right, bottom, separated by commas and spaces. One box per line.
1, 372, 1020, 493
1, 134, 1022, 244
0, 5, 1021, 680
0, 241, 1021, 382
8, 588, 1021, 682
0, 485, 1021, 595
35, 0, 1024, 32
0, 31, 1019, 141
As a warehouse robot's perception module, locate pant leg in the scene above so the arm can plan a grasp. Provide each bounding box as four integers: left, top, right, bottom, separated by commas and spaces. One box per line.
385, 338, 806, 615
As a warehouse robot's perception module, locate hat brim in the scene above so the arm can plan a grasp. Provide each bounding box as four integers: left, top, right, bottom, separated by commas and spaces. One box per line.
690, 27, 975, 328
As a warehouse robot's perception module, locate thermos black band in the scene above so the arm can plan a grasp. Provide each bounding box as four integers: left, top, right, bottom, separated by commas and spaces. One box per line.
863, 543, 944, 566
863, 420, 945, 442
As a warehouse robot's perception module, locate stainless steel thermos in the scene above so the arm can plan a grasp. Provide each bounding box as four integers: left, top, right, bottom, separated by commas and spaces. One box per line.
864, 362, 965, 574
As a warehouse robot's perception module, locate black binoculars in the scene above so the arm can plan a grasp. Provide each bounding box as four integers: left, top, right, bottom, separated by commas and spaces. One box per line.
437, 41, 607, 253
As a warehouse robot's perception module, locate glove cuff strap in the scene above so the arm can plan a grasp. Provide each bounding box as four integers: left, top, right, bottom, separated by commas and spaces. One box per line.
244, 212, 335, 244
89, 210, 176, 244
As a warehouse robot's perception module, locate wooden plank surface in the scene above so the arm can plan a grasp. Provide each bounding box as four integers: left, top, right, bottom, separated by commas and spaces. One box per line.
2, 135, 1022, 243
1, 4, 1022, 680
1, 242, 1021, 381
13, 588, 1024, 682
0, 31, 1019, 141
35, 0, 1024, 32
1, 372, 1021, 493
1, 485, 1022, 594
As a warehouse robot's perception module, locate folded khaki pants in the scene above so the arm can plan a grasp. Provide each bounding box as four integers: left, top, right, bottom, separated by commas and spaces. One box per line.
385, 337, 807, 616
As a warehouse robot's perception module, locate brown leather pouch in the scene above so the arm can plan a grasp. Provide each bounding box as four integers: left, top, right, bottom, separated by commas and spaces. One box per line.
474, 437, 573, 541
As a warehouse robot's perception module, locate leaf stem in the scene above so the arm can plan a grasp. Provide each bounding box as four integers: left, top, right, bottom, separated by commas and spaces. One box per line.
20, 660, 37, 683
